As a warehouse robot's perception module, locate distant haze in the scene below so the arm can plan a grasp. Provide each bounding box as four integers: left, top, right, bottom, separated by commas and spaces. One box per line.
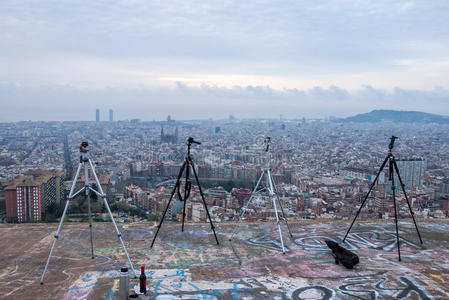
1, 0, 449, 121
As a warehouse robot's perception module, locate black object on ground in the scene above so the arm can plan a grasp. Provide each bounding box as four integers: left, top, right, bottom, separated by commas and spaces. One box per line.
325, 240, 359, 269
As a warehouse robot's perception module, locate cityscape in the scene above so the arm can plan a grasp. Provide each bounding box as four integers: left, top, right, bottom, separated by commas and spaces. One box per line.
1, 110, 448, 225
2, 0, 449, 298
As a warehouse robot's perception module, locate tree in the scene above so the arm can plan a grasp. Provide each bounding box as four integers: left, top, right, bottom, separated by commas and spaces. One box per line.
44, 202, 61, 222
147, 213, 161, 222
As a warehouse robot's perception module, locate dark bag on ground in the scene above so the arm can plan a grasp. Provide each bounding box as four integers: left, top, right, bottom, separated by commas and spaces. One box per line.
325, 240, 359, 269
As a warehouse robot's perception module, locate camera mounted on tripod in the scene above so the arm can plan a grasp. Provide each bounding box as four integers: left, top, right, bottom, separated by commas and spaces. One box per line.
389, 136, 398, 151
343, 134, 423, 261
264, 136, 271, 152
80, 141, 89, 153
187, 137, 201, 146
178, 137, 201, 202
79, 142, 89, 162
151, 136, 219, 247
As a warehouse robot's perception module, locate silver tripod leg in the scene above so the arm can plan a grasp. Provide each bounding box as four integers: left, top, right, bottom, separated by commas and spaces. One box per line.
103, 197, 136, 277
88, 158, 136, 277
230, 171, 265, 241
269, 171, 293, 238
267, 170, 286, 254
41, 162, 82, 284
87, 191, 94, 258
85, 162, 94, 259
40, 199, 70, 284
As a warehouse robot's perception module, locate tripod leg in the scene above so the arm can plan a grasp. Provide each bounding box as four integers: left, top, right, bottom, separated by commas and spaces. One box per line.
151, 162, 186, 248
103, 197, 137, 276
269, 171, 293, 238
272, 193, 286, 254
343, 155, 390, 243
267, 170, 286, 254
87, 158, 137, 276
182, 162, 190, 232
191, 160, 219, 245
393, 158, 423, 244
40, 199, 71, 284
85, 162, 94, 259
230, 171, 264, 240
87, 191, 94, 259
68, 163, 83, 197
391, 160, 401, 261
181, 196, 187, 232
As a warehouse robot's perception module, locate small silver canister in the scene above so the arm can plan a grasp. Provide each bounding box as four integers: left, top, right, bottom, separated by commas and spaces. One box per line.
119, 267, 129, 300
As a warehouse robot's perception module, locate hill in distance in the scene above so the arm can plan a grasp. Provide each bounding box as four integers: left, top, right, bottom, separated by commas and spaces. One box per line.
337, 110, 449, 124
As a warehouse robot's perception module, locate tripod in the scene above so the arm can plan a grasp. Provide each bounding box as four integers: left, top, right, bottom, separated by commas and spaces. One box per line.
230, 137, 293, 254
150, 137, 219, 248
343, 136, 423, 261
40, 142, 136, 284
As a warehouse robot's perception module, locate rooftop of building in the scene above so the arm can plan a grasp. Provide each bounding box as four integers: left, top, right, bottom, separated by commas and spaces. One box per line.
0, 219, 448, 299
5, 169, 64, 190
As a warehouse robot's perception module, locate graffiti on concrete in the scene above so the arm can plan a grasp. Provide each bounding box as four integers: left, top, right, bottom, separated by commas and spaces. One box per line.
294, 229, 422, 252
83, 268, 434, 299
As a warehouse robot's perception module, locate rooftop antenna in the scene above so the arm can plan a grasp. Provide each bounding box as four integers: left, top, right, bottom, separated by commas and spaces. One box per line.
230, 136, 293, 254
343, 136, 423, 261
40, 142, 136, 284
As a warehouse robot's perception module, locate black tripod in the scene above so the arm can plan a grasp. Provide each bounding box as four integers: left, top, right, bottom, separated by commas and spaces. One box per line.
150, 137, 219, 247
343, 136, 423, 261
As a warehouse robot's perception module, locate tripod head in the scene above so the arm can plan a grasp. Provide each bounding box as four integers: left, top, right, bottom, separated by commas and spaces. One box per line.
187, 137, 201, 146
80, 141, 89, 153
79, 142, 89, 162
186, 137, 200, 158
264, 136, 271, 152
389, 136, 398, 151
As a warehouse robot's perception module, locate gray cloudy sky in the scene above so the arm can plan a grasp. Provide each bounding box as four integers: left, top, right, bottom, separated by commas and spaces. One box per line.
1, 0, 449, 121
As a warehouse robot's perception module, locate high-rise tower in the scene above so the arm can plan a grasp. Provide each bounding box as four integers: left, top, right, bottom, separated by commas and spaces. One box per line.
394, 158, 425, 190
96, 109, 100, 122
109, 109, 113, 122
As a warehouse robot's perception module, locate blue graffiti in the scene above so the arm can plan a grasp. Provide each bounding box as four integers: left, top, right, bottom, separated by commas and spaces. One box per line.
105, 290, 115, 300
189, 282, 219, 300
232, 282, 238, 300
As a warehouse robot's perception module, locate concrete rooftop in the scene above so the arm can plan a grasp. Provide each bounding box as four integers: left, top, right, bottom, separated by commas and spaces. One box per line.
0, 219, 448, 299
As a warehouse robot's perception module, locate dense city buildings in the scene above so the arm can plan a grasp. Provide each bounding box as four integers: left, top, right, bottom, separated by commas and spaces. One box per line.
160, 126, 179, 144
0, 181, 5, 222
0, 118, 448, 223
394, 158, 425, 190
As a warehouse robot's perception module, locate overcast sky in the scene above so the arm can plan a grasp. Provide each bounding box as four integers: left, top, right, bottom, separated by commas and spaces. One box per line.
1, 0, 449, 121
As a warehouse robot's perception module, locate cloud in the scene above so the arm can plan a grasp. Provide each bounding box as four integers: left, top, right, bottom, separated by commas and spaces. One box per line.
1, 0, 449, 120
0, 82, 448, 121
1, 0, 449, 67
2, 53, 449, 92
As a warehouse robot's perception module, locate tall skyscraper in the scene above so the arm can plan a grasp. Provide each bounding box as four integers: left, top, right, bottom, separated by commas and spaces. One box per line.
96, 109, 100, 122
109, 109, 114, 122
394, 158, 425, 190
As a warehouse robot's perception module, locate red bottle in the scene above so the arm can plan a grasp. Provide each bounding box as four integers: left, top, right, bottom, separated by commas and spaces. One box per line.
139, 265, 147, 294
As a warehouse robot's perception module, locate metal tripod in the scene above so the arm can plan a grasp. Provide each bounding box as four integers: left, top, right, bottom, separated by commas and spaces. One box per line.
150, 137, 219, 248
40, 142, 136, 284
343, 136, 423, 261
229, 137, 293, 254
